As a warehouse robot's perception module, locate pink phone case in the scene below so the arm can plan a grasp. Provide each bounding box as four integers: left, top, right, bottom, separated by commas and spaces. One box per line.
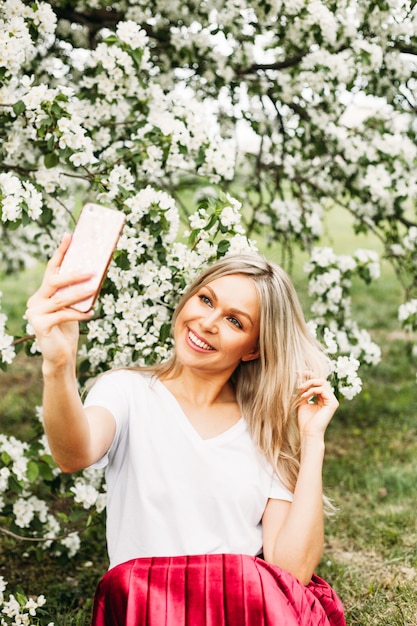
58, 203, 126, 312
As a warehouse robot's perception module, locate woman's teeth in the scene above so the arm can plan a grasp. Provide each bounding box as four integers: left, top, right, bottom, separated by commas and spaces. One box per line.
188, 330, 214, 351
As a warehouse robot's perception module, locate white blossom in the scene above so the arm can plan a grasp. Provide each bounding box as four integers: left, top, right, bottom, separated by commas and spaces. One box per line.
60, 531, 81, 557
116, 20, 148, 51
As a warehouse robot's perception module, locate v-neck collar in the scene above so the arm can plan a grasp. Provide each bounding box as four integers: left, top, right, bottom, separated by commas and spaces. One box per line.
154, 378, 246, 445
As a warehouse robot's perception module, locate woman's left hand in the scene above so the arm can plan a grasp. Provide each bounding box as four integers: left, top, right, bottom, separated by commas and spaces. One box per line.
297, 375, 339, 438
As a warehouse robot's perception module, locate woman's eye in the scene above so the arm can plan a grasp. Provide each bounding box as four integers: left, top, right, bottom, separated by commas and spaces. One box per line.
199, 294, 212, 306
228, 316, 242, 329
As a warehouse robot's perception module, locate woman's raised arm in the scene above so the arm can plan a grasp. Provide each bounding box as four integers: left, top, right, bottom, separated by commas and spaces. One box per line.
25, 235, 116, 473
262, 377, 338, 584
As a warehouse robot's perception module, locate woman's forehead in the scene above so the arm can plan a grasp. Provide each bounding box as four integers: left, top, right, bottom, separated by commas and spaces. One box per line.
202, 274, 260, 312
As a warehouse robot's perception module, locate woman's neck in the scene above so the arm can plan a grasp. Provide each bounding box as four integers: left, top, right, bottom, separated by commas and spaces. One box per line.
161, 366, 235, 408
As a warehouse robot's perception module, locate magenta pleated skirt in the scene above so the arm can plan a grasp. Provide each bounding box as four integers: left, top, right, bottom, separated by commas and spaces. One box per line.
91, 554, 345, 626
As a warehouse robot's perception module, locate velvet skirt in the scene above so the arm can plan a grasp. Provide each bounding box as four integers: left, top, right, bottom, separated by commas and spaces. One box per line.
91, 554, 345, 626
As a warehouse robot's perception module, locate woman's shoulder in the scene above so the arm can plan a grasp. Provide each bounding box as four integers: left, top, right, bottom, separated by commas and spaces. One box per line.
107, 367, 152, 379
88, 368, 155, 391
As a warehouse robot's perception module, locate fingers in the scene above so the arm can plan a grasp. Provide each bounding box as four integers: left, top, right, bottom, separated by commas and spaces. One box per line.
26, 284, 95, 322
24, 237, 98, 369
297, 377, 339, 439
36, 234, 73, 297
26, 236, 96, 334
27, 235, 94, 309
298, 377, 339, 409
50, 232, 73, 270
27, 279, 93, 314
25, 298, 92, 340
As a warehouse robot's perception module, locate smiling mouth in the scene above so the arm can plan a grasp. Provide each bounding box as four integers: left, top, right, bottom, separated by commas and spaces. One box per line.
188, 329, 215, 351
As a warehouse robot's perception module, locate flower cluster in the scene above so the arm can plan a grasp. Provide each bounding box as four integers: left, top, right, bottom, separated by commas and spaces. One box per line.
0, 0, 56, 79
70, 469, 106, 513
304, 247, 382, 399
0, 173, 42, 224
398, 300, 417, 333
0, 425, 106, 561
0, 298, 14, 368
0, 575, 50, 626
265, 198, 323, 249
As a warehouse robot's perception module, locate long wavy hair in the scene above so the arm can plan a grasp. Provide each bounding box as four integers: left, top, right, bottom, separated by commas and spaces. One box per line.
149, 253, 331, 502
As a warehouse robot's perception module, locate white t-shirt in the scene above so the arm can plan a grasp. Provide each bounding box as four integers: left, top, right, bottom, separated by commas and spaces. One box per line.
85, 370, 293, 570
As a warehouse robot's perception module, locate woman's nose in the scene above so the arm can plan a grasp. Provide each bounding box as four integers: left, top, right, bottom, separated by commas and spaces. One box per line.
199, 311, 219, 333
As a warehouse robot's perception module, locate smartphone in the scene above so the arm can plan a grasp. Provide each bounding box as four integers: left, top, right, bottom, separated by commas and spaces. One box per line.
58, 203, 126, 313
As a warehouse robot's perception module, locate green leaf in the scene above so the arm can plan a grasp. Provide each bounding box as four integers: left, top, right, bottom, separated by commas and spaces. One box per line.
15, 341, 23, 355
5, 218, 22, 230
26, 461, 39, 483
78, 358, 91, 373
46, 135, 55, 151
55, 93, 69, 103
51, 101, 64, 116
205, 213, 218, 230
130, 48, 143, 71
1, 451, 11, 466
38, 461, 55, 481
44, 152, 59, 168
69, 509, 87, 522
39, 206, 53, 225
188, 228, 199, 245
40, 453, 56, 468
159, 323, 171, 343
115, 250, 130, 270
217, 239, 231, 254
21, 210, 31, 226
9, 474, 23, 495
15, 590, 28, 607
103, 35, 119, 44
13, 100, 26, 116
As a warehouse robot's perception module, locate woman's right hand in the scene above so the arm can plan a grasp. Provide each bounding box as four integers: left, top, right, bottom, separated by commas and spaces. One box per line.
25, 234, 95, 371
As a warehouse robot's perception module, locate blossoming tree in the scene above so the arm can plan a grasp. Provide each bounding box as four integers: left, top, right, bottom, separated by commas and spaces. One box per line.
0, 0, 416, 620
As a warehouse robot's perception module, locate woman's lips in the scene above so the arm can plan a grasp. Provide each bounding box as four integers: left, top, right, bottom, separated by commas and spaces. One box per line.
187, 329, 215, 351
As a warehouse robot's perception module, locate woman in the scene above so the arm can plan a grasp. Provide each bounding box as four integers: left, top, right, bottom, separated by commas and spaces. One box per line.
26, 235, 346, 626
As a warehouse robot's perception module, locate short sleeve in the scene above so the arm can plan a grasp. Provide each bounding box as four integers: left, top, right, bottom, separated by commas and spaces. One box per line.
269, 473, 293, 502
83, 370, 132, 468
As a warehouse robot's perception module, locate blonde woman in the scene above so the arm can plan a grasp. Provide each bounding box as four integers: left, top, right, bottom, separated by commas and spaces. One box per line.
26, 241, 345, 626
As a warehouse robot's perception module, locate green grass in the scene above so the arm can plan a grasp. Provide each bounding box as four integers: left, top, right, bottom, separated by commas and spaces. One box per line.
318, 336, 417, 625
1, 210, 417, 625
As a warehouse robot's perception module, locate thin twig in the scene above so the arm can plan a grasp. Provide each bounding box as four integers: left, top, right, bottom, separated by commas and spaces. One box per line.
0, 519, 101, 544
0, 526, 63, 543
12, 335, 35, 346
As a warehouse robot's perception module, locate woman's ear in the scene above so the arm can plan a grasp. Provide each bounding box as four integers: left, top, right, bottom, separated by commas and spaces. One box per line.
241, 347, 260, 362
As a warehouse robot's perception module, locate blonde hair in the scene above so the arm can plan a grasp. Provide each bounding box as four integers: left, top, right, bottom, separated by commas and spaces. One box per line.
148, 253, 331, 503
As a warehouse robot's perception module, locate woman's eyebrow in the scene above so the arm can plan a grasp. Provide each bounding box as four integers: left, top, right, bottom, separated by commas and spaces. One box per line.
204, 284, 255, 326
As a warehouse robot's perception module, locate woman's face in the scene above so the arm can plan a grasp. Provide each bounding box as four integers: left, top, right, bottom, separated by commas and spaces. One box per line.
174, 273, 260, 377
